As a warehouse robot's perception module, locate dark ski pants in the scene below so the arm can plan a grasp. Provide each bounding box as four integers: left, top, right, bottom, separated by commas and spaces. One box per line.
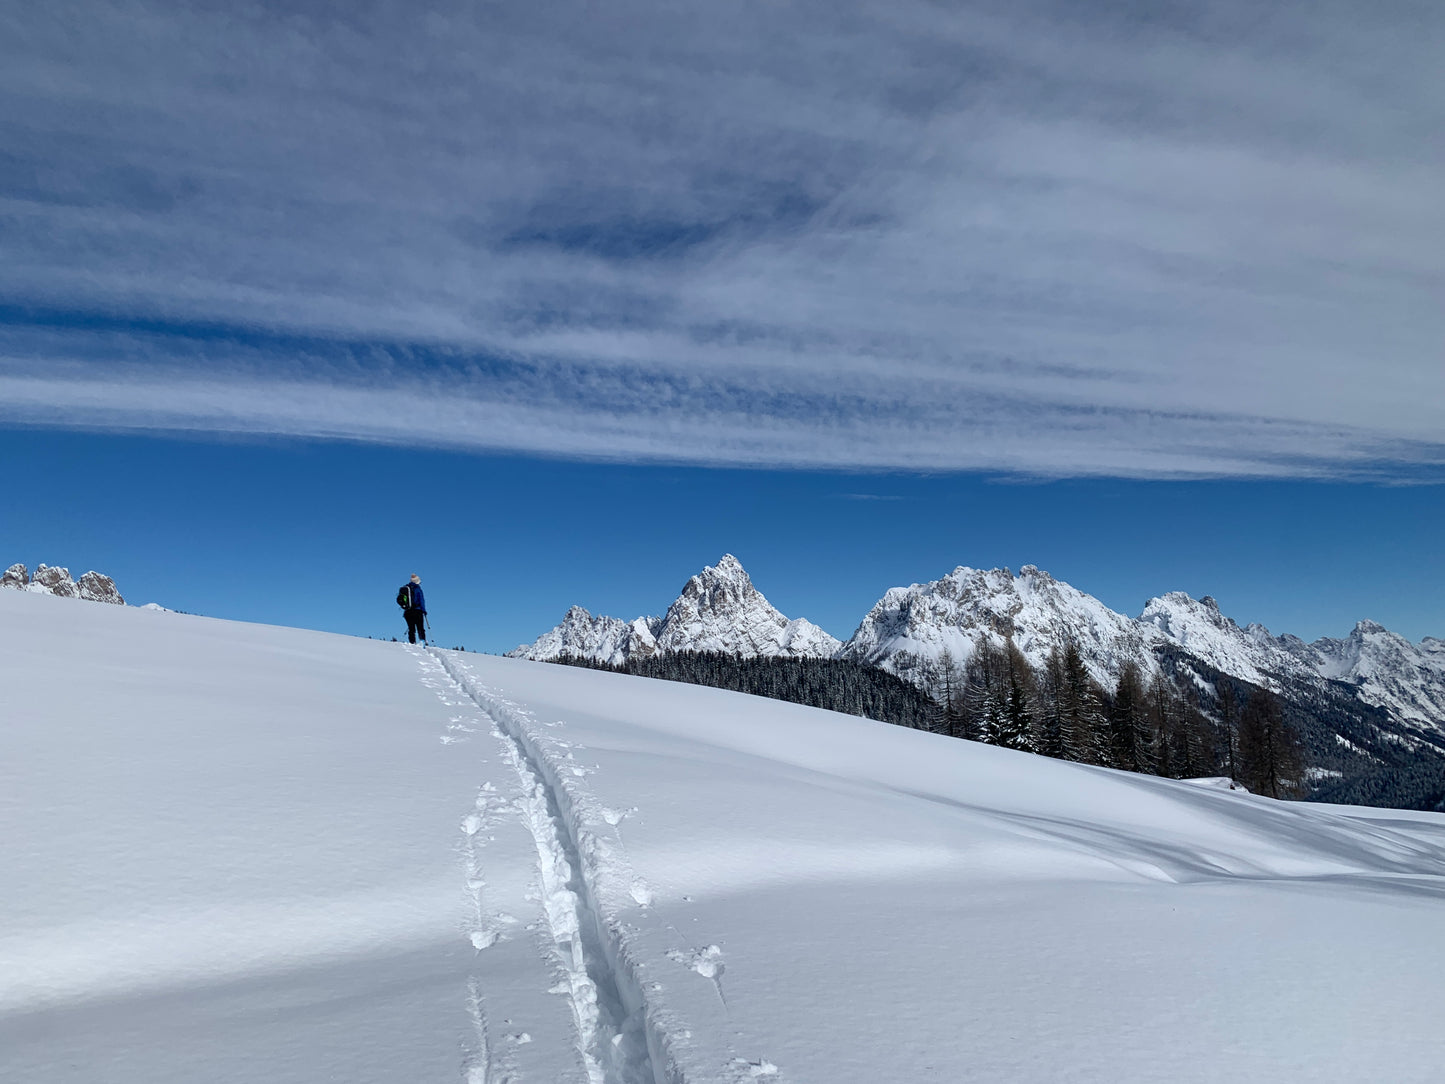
405, 608, 427, 644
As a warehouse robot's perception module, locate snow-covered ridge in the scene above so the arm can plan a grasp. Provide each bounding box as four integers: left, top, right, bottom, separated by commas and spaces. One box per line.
509, 554, 842, 663
513, 555, 1444, 737
1277, 620, 1445, 732
1, 563, 124, 605
840, 563, 1155, 690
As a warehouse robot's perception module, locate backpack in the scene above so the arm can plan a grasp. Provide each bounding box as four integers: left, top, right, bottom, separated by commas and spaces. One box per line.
397, 586, 410, 608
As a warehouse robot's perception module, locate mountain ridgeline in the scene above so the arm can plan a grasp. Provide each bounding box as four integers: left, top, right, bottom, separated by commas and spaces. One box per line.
510, 557, 1445, 811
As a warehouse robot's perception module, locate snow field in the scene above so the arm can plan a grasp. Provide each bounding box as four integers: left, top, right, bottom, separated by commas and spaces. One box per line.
4, 590, 1445, 1083
435, 651, 1445, 1083
0, 592, 579, 1082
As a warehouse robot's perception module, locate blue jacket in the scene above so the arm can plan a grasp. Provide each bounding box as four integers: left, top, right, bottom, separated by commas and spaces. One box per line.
400, 583, 426, 613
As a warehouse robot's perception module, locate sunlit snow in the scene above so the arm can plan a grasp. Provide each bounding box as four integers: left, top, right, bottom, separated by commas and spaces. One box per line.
3, 589, 1444, 1082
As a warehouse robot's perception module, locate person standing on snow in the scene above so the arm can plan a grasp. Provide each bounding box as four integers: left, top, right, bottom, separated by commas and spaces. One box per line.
397, 573, 427, 644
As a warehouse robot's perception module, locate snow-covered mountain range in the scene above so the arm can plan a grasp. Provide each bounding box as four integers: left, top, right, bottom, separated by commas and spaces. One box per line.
512, 556, 1445, 771
1, 563, 124, 605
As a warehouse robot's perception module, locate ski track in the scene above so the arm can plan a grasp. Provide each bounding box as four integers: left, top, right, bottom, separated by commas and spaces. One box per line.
433, 649, 670, 1084
409, 648, 506, 1083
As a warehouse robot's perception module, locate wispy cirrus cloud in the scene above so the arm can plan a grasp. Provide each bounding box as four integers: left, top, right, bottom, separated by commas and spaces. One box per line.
1, 1, 1442, 477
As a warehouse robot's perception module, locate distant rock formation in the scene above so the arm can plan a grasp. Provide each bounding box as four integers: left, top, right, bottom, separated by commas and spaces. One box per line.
1, 563, 125, 605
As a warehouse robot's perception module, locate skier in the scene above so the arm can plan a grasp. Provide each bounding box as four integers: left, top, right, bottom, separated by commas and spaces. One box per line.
397, 573, 428, 644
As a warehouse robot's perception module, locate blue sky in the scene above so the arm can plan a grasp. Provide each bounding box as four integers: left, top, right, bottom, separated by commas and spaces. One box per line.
2, 428, 1441, 651
1, 2, 1441, 648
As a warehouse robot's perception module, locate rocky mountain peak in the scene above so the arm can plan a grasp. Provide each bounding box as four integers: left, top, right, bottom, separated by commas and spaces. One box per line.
1139, 591, 1241, 638
510, 555, 840, 664
657, 555, 841, 657
673, 554, 760, 611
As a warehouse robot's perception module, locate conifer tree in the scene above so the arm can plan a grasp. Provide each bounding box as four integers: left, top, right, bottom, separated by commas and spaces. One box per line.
1057, 640, 1106, 765
936, 648, 963, 737
1173, 690, 1213, 779
993, 639, 1035, 752
964, 639, 1006, 745
1037, 647, 1067, 759
1238, 689, 1304, 799
1149, 674, 1177, 778
1109, 661, 1148, 771
1216, 682, 1242, 784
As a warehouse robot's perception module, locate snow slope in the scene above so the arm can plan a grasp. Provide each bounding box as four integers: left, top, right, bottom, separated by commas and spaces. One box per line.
5, 590, 1445, 1082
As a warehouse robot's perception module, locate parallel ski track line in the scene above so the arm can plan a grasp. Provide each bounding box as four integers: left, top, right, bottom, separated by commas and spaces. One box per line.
407, 648, 503, 1084
434, 649, 677, 1084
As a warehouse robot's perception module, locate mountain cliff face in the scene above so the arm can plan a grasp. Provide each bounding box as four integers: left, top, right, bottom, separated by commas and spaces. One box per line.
1, 564, 125, 605
509, 555, 841, 664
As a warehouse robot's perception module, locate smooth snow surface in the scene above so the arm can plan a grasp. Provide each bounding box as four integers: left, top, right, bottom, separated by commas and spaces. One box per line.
5, 591, 1445, 1083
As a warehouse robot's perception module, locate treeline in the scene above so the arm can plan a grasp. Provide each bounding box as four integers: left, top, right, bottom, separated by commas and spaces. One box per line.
1312, 757, 1445, 812
550, 651, 937, 730
550, 641, 1306, 798
934, 639, 1304, 798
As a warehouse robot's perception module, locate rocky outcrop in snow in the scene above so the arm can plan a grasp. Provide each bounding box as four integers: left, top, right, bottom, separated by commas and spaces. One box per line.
76, 571, 125, 605
509, 555, 842, 664
1, 564, 125, 605
32, 564, 79, 598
